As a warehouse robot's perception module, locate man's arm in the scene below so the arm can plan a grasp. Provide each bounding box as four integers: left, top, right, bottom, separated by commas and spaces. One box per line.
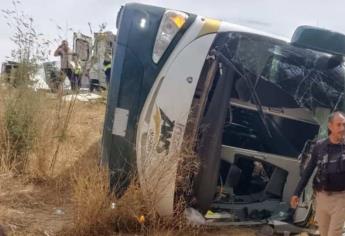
290, 144, 319, 208
54, 46, 62, 57
293, 146, 318, 196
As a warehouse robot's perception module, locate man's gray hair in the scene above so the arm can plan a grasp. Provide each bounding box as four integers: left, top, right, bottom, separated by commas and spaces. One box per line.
328, 111, 345, 123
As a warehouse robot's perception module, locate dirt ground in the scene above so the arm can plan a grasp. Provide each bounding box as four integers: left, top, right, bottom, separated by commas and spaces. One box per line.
0, 98, 259, 236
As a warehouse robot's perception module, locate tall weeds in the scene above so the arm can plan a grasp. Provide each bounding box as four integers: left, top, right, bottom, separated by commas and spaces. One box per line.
0, 0, 70, 176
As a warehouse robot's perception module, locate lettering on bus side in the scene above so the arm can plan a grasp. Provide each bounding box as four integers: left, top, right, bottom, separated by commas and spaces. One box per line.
156, 109, 175, 155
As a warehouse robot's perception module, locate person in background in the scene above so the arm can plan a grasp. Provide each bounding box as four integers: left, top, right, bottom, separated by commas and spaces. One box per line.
103, 59, 111, 86
87, 56, 101, 93
54, 40, 73, 89
70, 53, 82, 91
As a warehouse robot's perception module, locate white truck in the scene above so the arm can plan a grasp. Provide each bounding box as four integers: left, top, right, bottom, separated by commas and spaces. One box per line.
73, 31, 115, 89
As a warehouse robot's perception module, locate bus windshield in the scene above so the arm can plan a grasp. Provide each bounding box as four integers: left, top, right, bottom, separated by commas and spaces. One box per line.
224, 32, 345, 112
213, 32, 345, 156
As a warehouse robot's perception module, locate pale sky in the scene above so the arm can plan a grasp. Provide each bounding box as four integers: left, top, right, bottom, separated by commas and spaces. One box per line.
1, 0, 345, 64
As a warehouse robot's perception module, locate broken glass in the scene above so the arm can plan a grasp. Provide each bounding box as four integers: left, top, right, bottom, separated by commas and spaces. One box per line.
211, 32, 345, 157
214, 32, 345, 113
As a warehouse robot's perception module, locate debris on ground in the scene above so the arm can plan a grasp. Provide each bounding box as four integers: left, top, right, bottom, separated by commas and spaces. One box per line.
63, 92, 103, 102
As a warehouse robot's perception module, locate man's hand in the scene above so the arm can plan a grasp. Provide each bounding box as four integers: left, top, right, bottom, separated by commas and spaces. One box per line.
290, 195, 299, 209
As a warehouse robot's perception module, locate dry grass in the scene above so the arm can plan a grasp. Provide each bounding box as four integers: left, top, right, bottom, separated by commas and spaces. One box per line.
0, 87, 65, 177
0, 88, 40, 173
61, 148, 196, 236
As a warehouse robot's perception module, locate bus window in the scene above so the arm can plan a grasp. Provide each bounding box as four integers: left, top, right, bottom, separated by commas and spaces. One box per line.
208, 32, 345, 157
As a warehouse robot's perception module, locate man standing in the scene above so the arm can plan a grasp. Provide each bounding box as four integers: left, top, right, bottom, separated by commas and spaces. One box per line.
54, 40, 73, 90
291, 112, 345, 236
70, 53, 82, 91
103, 59, 111, 86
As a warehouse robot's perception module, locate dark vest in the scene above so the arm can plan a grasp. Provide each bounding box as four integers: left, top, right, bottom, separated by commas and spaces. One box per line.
313, 139, 345, 192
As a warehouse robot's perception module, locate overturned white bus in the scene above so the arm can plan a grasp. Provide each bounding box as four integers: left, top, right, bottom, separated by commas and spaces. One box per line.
101, 3, 345, 233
